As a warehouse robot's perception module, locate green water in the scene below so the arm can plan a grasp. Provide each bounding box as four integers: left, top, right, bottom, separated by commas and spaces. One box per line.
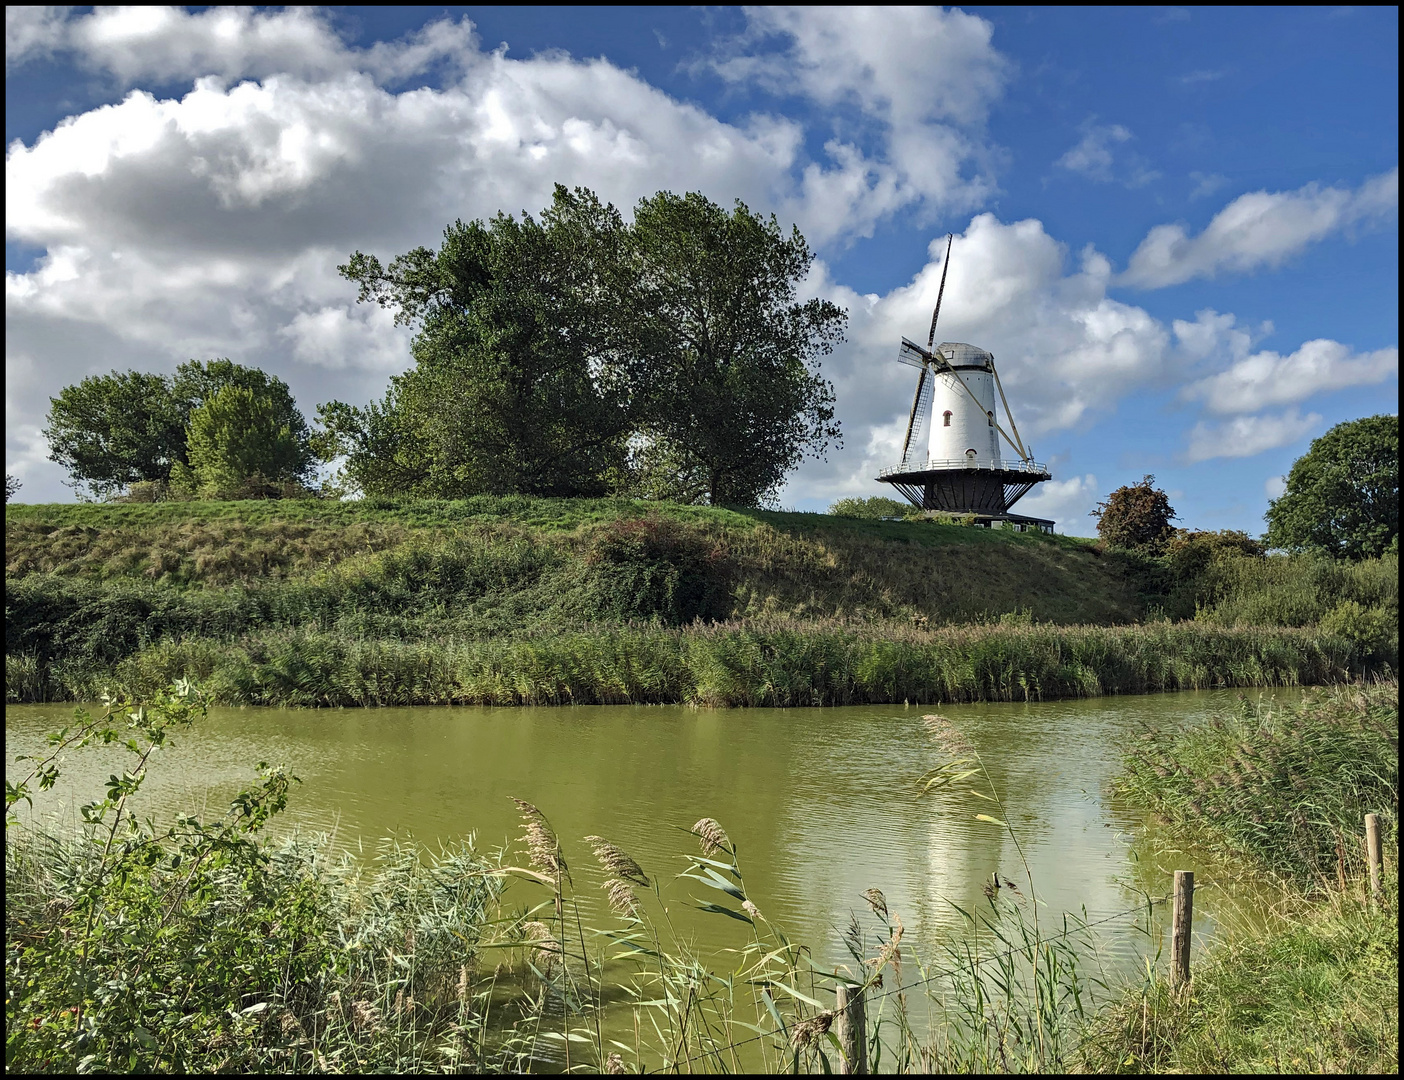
5, 689, 1290, 972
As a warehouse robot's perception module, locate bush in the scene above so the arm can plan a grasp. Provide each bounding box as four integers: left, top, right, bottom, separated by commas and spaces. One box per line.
1091, 475, 1178, 554
1319, 600, 1398, 661
828, 495, 915, 520
5, 685, 503, 1073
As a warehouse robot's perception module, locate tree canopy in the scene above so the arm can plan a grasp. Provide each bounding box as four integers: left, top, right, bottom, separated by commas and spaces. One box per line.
324, 185, 845, 506
44, 360, 314, 500
1265, 414, 1398, 560
1090, 475, 1178, 554
621, 191, 844, 506
44, 370, 187, 498
324, 187, 632, 499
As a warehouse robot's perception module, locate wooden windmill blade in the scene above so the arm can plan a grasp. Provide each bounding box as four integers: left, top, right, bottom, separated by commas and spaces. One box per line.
897, 337, 932, 368
900, 365, 935, 465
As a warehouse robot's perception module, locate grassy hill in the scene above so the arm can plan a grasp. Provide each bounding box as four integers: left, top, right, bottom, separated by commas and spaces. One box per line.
5, 497, 1393, 706
5, 496, 1145, 626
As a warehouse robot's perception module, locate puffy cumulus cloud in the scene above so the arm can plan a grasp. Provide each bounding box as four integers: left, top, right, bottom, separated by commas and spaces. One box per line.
1121, 167, 1400, 288
1264, 474, 1287, 500
1182, 338, 1398, 415
5, 8, 1020, 498
4, 35, 826, 496
780, 214, 1174, 507
1183, 408, 1322, 464
705, 7, 1009, 241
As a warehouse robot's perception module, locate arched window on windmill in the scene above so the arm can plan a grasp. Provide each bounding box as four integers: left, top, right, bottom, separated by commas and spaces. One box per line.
942, 410, 952, 427
987, 410, 995, 427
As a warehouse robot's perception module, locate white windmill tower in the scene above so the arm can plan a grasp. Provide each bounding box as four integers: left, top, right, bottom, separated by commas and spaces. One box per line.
876, 236, 1054, 531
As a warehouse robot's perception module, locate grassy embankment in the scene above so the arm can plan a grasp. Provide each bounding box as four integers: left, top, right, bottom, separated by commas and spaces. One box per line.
6, 496, 1396, 706
1083, 681, 1399, 1073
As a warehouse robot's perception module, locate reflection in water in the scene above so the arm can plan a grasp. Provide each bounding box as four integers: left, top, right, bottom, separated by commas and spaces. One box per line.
6, 688, 1299, 985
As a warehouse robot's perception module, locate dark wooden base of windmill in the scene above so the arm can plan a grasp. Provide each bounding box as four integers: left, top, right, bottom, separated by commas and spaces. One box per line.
877, 466, 1055, 533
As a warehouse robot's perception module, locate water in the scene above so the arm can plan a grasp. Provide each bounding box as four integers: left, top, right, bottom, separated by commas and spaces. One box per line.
6, 689, 1294, 1065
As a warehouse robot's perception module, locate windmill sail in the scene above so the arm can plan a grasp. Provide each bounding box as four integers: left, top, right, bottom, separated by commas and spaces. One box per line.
901, 369, 935, 465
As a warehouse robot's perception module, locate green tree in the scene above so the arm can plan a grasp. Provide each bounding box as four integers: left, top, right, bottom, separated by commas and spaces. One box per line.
4, 473, 20, 503
185, 381, 316, 497
43, 370, 187, 498
622, 191, 845, 506
44, 359, 313, 499
1091, 475, 1178, 553
325, 186, 632, 498
1265, 414, 1398, 560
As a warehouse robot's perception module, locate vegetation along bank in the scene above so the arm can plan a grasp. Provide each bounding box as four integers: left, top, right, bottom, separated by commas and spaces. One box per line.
1084, 680, 1398, 1073
5, 496, 1396, 706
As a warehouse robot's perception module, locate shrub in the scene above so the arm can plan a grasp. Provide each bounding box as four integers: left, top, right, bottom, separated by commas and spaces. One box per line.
828, 495, 915, 520
1090, 475, 1178, 554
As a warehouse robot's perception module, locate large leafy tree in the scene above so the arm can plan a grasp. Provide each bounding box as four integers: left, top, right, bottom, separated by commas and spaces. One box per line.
44, 360, 313, 499
323, 186, 632, 498
44, 371, 187, 498
621, 191, 845, 506
1265, 415, 1398, 560
1090, 475, 1178, 554
183, 381, 316, 497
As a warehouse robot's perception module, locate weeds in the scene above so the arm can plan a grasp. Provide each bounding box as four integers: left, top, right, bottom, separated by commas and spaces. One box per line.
1086, 680, 1400, 1073
1115, 682, 1398, 888
8, 619, 1357, 707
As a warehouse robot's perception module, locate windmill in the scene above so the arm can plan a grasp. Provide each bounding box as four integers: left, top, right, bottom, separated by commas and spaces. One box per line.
876, 235, 1055, 531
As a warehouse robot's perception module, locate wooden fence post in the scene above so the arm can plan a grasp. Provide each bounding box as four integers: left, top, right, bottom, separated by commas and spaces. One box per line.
835, 983, 867, 1074
1171, 870, 1194, 992
1365, 813, 1382, 902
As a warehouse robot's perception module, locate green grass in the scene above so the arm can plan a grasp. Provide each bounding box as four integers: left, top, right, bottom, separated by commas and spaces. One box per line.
1081, 888, 1398, 1074
1115, 682, 1398, 887
8, 620, 1357, 707
1083, 681, 1400, 1073
7, 498, 1396, 710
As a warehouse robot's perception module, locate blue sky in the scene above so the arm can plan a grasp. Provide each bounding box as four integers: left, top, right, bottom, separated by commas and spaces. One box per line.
6, 6, 1398, 533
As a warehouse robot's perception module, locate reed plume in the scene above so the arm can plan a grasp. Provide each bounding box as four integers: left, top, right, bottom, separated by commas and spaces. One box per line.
513, 798, 565, 880
790, 1011, 834, 1048
603, 878, 641, 918
584, 835, 649, 885
923, 714, 974, 757
692, 817, 732, 858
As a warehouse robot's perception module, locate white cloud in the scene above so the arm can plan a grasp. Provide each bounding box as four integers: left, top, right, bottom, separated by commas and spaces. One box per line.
1264, 474, 1287, 500
1182, 338, 1398, 414
6, 6, 69, 72
1183, 409, 1322, 463
1055, 120, 1159, 188
1121, 167, 1400, 288
5, 27, 836, 496
705, 7, 1010, 240
6, 7, 484, 86
1013, 474, 1101, 536
1188, 171, 1227, 200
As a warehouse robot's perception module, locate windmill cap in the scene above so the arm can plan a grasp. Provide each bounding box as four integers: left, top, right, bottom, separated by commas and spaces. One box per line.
935, 342, 993, 367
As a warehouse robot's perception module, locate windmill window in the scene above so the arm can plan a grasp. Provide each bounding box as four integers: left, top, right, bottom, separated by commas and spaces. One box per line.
942, 410, 952, 427
987, 411, 995, 427
965, 448, 977, 459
